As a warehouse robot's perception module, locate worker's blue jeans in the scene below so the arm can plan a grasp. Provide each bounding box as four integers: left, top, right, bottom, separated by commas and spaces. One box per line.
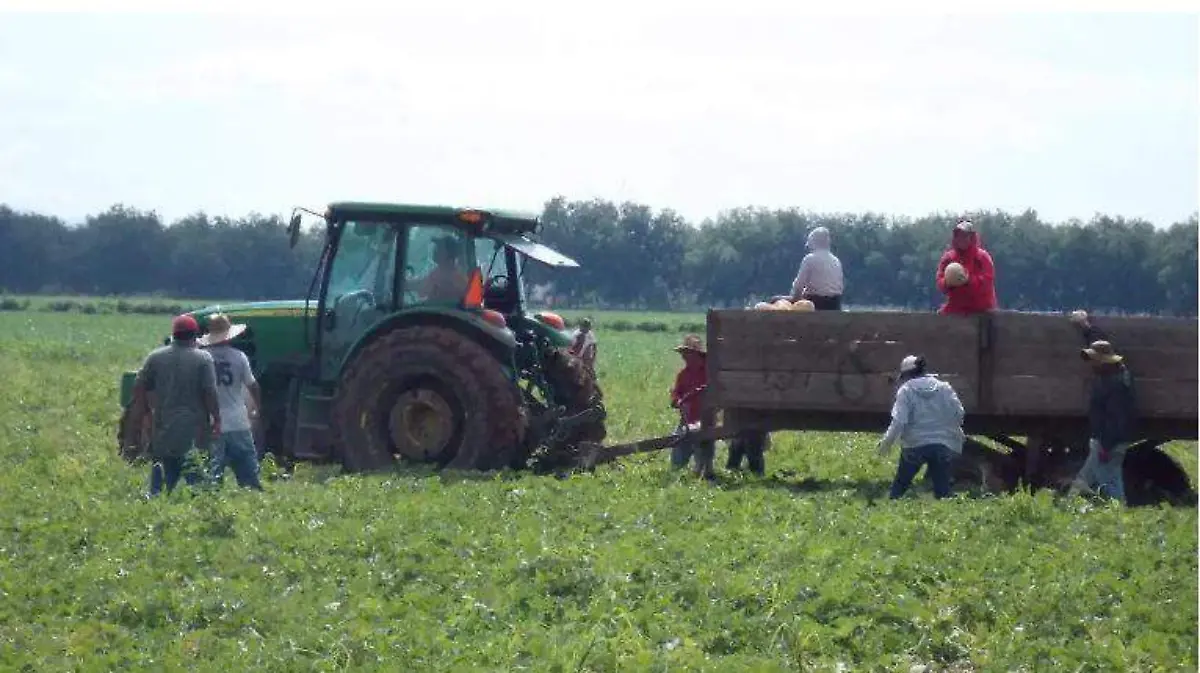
890, 443, 956, 499
1070, 439, 1128, 504
210, 430, 264, 490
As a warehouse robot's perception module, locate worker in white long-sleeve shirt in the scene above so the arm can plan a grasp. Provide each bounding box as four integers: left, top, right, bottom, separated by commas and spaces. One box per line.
790, 226, 844, 310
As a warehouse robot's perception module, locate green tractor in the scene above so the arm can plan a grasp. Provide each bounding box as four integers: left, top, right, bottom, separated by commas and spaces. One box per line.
117, 202, 607, 473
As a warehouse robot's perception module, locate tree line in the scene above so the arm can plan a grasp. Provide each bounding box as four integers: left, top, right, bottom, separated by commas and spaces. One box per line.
1, 199, 1196, 316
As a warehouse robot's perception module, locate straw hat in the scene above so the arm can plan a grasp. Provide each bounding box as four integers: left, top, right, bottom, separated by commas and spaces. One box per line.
674, 333, 706, 355
1081, 340, 1123, 365
199, 313, 247, 347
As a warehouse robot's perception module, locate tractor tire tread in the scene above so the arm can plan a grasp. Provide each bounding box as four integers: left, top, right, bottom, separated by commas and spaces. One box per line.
332, 325, 526, 473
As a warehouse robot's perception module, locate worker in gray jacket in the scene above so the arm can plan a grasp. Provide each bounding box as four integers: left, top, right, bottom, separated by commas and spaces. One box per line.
876, 354, 966, 499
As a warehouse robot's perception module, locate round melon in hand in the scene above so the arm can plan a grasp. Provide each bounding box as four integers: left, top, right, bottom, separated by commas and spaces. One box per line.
944, 262, 969, 287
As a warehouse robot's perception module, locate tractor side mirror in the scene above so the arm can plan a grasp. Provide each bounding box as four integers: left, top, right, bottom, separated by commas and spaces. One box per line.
288, 213, 302, 249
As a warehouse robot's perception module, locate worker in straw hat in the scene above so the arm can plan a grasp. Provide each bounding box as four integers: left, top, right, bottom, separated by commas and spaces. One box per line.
199, 313, 264, 490
669, 334, 715, 480
1066, 310, 1137, 504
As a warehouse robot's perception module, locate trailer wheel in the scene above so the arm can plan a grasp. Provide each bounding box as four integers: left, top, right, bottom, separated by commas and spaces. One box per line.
331, 326, 527, 473
950, 436, 1017, 494
1122, 444, 1195, 507
1030, 440, 1195, 507
952, 438, 1020, 494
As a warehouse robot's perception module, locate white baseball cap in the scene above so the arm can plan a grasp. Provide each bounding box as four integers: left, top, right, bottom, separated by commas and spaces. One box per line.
898, 355, 925, 377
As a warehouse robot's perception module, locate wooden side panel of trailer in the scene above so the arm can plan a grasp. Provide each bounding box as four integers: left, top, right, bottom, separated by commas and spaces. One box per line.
707, 309, 1198, 438
708, 310, 982, 413
985, 312, 1198, 420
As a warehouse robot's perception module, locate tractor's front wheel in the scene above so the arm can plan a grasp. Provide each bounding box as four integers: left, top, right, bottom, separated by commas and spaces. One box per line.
331, 326, 527, 473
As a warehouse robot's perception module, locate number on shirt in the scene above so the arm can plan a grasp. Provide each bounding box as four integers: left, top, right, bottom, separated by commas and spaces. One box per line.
216, 361, 234, 387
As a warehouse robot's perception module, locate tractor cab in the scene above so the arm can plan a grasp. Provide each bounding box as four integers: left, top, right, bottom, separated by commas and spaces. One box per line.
278, 202, 598, 470
289, 203, 579, 381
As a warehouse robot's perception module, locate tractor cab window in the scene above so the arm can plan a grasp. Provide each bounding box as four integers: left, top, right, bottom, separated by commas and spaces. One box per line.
327, 220, 398, 309
475, 237, 520, 313
475, 238, 506, 279
403, 224, 475, 306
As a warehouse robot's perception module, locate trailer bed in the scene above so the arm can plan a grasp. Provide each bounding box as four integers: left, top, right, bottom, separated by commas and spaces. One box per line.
704, 310, 1198, 441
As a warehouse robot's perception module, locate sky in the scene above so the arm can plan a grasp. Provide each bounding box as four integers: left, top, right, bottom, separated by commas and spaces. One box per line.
0, 8, 1197, 227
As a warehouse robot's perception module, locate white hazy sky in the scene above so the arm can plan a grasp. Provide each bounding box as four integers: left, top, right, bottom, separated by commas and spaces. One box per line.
0, 7, 1197, 226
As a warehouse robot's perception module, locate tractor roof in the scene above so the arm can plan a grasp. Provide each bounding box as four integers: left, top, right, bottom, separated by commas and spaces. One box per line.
320, 201, 575, 266
326, 201, 540, 230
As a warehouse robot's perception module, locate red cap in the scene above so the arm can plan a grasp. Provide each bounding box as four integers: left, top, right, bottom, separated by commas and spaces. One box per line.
172, 314, 199, 335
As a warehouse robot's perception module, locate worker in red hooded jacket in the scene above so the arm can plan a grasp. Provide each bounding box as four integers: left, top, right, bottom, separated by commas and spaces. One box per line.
935, 219, 997, 315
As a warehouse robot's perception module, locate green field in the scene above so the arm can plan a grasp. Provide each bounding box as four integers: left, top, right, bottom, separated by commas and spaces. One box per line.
1, 311, 1196, 671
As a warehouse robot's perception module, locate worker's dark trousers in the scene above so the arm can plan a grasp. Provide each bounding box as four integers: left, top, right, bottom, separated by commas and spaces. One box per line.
148, 451, 204, 496
807, 295, 842, 311
726, 431, 767, 476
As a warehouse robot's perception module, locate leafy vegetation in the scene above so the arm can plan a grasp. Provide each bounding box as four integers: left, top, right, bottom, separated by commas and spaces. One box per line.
2, 200, 1197, 316
0, 311, 1195, 671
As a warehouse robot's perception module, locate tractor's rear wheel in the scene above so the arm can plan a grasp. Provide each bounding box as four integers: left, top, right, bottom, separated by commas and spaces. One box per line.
331, 326, 527, 473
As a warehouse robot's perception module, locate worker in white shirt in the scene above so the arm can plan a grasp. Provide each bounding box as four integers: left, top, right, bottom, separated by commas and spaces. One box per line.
790, 226, 845, 311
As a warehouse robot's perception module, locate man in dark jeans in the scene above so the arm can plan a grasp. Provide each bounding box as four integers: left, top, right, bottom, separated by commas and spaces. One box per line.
1066, 310, 1137, 504
725, 430, 769, 476
876, 355, 966, 499
131, 314, 222, 496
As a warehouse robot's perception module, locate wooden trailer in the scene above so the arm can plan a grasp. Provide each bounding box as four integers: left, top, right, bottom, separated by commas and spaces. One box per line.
701, 309, 1198, 504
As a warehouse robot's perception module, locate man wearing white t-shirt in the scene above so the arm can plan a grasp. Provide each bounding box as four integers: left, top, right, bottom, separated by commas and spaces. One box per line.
200, 313, 264, 490
790, 226, 845, 311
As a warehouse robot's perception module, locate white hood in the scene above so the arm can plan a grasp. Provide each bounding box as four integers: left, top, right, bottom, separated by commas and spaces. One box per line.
886, 374, 966, 453
806, 227, 832, 250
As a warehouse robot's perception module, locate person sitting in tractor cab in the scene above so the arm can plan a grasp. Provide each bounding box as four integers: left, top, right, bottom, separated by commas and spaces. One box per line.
935, 219, 997, 315
415, 236, 469, 303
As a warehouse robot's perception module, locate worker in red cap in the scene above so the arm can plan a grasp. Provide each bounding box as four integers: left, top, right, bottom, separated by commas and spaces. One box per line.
935, 219, 998, 315
130, 314, 222, 496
